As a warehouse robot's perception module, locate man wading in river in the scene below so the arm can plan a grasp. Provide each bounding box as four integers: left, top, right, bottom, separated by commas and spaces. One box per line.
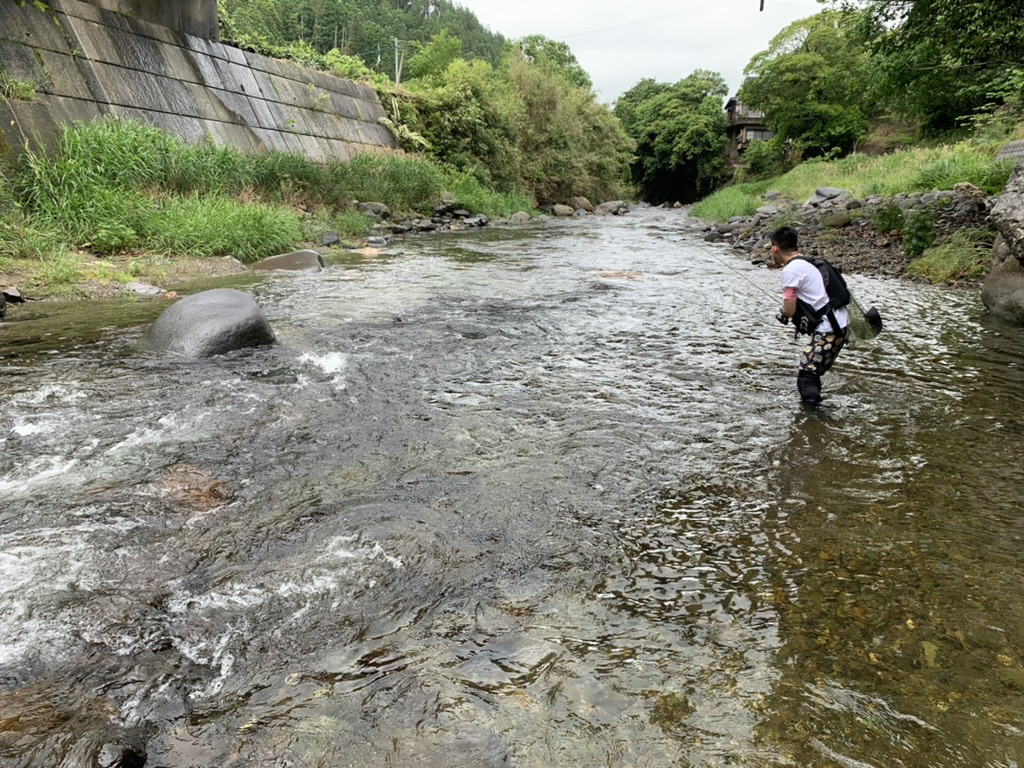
771, 226, 849, 405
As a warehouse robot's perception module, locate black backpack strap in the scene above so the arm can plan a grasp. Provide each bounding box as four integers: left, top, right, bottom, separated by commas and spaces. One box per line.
826, 307, 845, 336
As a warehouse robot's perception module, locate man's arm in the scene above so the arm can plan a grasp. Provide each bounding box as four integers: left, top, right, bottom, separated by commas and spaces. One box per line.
781, 287, 797, 318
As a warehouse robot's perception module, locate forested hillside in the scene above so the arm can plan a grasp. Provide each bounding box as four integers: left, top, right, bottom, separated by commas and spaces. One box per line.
218, 0, 505, 81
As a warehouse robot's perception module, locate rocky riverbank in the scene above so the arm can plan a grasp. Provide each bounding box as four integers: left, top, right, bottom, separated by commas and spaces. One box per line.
693, 183, 996, 284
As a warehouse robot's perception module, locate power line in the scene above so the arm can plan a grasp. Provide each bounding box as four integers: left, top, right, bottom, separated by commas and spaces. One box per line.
558, 0, 747, 40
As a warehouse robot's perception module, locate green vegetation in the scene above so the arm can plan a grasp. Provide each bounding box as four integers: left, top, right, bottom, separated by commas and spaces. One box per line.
742, 11, 873, 158
0, 117, 535, 295
690, 139, 1015, 285
692, 142, 1016, 221
901, 206, 937, 257
614, 71, 729, 204
730, 1, 1024, 187
218, 0, 506, 79
216, 3, 631, 206
0, 70, 37, 101
907, 229, 995, 284
840, 0, 1024, 136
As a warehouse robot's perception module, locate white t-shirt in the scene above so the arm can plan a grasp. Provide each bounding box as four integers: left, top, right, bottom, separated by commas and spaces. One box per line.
781, 256, 849, 334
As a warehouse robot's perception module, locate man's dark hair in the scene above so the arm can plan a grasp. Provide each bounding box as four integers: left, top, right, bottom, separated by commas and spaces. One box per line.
771, 226, 799, 252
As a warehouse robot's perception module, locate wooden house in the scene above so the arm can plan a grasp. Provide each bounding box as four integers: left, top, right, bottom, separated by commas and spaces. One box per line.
725, 97, 773, 162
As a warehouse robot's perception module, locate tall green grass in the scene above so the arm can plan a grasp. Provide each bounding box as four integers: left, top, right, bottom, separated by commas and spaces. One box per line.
443, 170, 535, 217
11, 117, 534, 269
692, 142, 1016, 222
145, 195, 303, 261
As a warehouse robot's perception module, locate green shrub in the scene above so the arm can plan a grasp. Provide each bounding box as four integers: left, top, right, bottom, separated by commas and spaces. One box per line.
740, 137, 790, 181
902, 207, 937, 256
341, 152, 447, 214
443, 170, 535, 217
872, 199, 905, 234
0, 71, 36, 101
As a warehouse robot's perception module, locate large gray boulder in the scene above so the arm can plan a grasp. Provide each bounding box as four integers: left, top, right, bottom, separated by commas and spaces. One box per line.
982, 236, 1024, 324
140, 289, 275, 358
984, 163, 1024, 323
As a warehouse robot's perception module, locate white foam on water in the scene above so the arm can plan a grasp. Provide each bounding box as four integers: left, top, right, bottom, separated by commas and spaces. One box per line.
0, 456, 79, 495
297, 351, 349, 388
164, 584, 269, 615
0, 516, 143, 665
15, 383, 89, 406
323, 535, 403, 569
11, 421, 49, 437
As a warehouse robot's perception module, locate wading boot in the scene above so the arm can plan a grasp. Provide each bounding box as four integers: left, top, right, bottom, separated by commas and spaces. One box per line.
797, 370, 822, 405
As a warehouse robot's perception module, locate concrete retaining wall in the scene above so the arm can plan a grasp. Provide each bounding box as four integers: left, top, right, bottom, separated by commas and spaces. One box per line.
0, 0, 396, 165
86, 0, 219, 40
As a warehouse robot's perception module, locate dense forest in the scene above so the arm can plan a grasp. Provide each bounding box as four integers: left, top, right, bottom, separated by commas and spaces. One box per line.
218, 0, 634, 206
216, 0, 1024, 205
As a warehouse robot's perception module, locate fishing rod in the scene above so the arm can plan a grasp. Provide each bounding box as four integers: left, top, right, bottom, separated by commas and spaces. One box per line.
679, 234, 780, 302
677, 232, 884, 341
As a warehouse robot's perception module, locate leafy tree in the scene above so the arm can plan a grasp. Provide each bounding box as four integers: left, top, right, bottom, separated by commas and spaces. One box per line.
612, 78, 671, 136
405, 29, 462, 81
514, 35, 593, 91
833, 0, 1024, 134
740, 10, 873, 157
615, 70, 729, 204
504, 49, 631, 204
403, 57, 521, 189
221, 0, 505, 81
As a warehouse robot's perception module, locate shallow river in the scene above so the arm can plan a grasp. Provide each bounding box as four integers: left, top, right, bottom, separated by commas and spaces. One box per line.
2, 208, 1023, 767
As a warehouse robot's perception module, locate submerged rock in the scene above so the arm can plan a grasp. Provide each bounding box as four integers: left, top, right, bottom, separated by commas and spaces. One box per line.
251, 250, 325, 272
140, 289, 275, 358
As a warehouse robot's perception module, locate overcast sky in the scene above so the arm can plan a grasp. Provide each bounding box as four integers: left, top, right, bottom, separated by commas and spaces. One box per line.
458, 0, 826, 104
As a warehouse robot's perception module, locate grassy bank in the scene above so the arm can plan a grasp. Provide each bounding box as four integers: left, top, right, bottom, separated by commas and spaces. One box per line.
691, 142, 1014, 222
690, 141, 1016, 283
0, 117, 535, 297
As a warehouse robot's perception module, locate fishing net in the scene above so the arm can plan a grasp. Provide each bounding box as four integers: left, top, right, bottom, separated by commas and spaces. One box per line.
846, 295, 884, 344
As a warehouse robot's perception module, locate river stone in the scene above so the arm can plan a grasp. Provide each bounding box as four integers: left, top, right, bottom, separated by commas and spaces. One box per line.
982, 235, 1024, 324
357, 201, 391, 219
140, 289, 275, 358
987, 162, 1024, 327
251, 250, 325, 272
509, 211, 531, 224
567, 195, 594, 212
819, 211, 853, 228
125, 281, 165, 297
552, 204, 575, 217
595, 200, 628, 216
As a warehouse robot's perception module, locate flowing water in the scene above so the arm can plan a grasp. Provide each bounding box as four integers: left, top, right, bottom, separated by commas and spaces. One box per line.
1, 208, 1023, 767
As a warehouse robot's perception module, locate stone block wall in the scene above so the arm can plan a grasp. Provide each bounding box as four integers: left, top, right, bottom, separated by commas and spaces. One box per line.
0, 0, 396, 164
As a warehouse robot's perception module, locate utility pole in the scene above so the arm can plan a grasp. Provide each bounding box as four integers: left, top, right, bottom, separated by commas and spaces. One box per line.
394, 38, 406, 87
